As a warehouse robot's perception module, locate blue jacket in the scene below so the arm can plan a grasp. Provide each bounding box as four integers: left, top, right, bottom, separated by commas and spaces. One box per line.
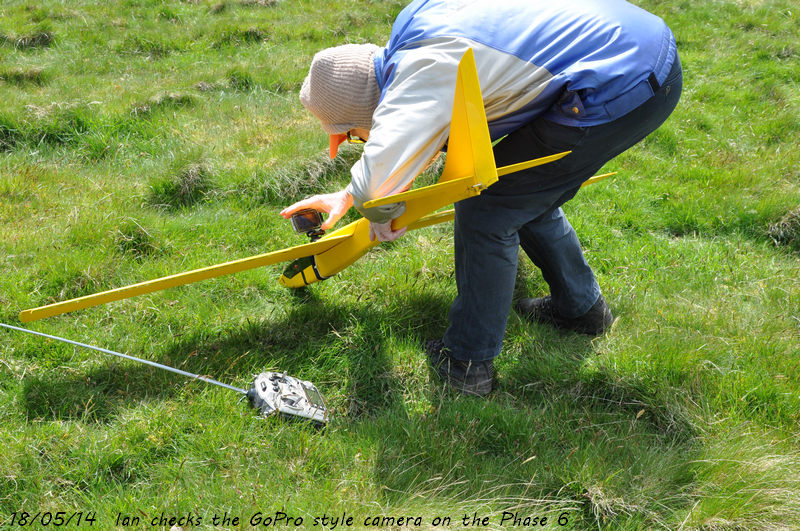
350, 0, 678, 222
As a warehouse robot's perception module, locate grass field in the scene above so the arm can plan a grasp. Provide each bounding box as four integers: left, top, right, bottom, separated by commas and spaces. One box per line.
1, 0, 799, 528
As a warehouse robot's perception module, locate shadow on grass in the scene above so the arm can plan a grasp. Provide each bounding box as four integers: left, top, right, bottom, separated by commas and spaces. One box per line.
19, 289, 695, 435
355, 295, 698, 525
17, 289, 701, 525
361, 388, 699, 528
21, 363, 182, 423
19, 292, 450, 423
368, 348, 700, 527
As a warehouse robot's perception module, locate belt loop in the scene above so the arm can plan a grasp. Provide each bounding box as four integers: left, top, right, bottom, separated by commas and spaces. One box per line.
648, 72, 660, 92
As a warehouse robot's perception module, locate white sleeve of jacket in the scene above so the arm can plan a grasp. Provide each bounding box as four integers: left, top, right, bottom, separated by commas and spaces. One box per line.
348, 39, 467, 223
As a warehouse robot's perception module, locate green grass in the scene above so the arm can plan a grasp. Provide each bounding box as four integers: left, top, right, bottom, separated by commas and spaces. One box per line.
1, 0, 799, 528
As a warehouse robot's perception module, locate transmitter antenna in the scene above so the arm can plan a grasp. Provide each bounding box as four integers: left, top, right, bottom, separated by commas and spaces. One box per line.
1, 323, 328, 425
0, 323, 247, 394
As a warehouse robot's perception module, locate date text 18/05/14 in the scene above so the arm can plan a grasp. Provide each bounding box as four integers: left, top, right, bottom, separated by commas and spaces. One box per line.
9, 512, 96, 527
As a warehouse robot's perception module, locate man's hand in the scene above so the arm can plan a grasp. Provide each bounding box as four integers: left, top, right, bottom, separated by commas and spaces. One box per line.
280, 188, 353, 230
369, 220, 407, 242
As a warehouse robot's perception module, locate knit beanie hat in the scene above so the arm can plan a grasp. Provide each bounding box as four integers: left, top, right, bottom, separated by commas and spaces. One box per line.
299, 43, 381, 135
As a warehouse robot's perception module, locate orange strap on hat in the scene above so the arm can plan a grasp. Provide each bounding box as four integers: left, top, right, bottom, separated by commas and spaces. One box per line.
329, 133, 347, 159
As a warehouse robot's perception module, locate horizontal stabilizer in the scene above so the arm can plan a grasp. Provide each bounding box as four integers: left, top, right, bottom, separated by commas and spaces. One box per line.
496, 151, 571, 177
581, 172, 616, 188
362, 175, 476, 210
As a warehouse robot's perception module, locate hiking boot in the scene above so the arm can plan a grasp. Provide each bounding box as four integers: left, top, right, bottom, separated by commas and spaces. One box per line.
425, 339, 494, 396
515, 294, 614, 336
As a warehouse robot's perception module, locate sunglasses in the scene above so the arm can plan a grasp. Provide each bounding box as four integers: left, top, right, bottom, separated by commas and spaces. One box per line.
346, 131, 366, 144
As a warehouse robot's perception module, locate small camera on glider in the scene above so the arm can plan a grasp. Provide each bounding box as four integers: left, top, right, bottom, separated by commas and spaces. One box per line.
290, 209, 325, 241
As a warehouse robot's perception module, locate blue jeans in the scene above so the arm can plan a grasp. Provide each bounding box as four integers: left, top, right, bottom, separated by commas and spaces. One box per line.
443, 56, 683, 362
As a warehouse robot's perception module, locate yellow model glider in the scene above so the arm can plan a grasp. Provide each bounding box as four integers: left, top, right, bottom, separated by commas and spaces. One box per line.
18, 49, 612, 323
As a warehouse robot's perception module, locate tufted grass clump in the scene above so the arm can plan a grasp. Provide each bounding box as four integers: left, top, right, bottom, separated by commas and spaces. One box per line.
2, 26, 55, 50
116, 35, 176, 59
241, 0, 280, 6
130, 92, 195, 119
114, 219, 162, 260
237, 148, 359, 206
0, 67, 49, 86
149, 160, 215, 210
768, 207, 800, 252
226, 67, 255, 91
214, 26, 270, 47
0, 114, 23, 150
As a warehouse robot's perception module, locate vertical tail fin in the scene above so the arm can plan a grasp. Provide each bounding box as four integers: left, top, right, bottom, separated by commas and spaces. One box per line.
439, 48, 498, 189
363, 48, 501, 216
